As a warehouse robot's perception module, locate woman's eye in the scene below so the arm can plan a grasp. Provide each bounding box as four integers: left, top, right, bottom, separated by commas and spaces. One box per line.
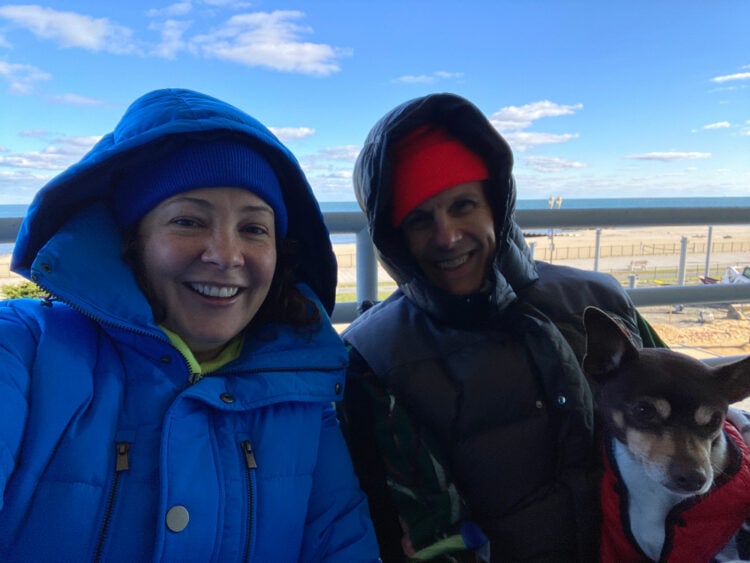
242, 224, 269, 235
171, 217, 202, 227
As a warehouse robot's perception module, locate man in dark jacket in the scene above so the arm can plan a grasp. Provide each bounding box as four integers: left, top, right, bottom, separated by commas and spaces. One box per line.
338, 93, 659, 562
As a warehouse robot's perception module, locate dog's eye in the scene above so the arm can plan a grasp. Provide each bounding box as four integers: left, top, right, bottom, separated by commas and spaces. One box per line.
707, 411, 723, 432
630, 401, 660, 424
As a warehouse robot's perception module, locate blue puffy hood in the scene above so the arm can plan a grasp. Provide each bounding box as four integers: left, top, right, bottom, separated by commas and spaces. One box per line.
12, 88, 338, 314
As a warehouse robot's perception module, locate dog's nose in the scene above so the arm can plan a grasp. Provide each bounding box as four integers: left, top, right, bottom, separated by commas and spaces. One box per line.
669, 467, 708, 493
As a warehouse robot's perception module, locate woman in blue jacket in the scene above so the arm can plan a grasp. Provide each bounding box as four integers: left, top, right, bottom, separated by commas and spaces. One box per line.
0, 88, 379, 561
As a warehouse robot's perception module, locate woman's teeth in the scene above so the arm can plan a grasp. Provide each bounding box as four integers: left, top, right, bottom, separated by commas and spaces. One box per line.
190, 283, 239, 298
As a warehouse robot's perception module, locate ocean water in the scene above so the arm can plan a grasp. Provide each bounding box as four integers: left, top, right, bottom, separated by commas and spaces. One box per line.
3, 197, 750, 252
319, 196, 750, 243
318, 196, 750, 213
0, 204, 29, 218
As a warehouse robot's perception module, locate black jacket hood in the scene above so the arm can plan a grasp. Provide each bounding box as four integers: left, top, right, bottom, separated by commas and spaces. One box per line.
353, 93, 539, 325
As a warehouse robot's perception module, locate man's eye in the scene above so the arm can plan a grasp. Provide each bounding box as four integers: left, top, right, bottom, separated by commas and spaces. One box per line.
402, 213, 432, 231
452, 199, 477, 214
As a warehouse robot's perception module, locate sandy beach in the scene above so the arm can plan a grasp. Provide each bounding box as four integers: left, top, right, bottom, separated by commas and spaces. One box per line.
2, 224, 749, 361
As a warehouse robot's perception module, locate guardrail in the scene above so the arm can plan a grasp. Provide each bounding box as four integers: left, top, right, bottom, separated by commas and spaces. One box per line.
3, 207, 750, 324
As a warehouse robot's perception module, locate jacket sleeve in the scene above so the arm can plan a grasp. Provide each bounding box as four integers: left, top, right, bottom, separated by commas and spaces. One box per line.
300, 401, 381, 562
336, 349, 406, 562
0, 301, 38, 509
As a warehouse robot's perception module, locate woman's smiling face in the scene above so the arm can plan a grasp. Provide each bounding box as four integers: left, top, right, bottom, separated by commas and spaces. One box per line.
137, 186, 277, 361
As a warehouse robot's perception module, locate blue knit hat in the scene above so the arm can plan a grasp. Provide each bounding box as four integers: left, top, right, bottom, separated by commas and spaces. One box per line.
112, 140, 288, 238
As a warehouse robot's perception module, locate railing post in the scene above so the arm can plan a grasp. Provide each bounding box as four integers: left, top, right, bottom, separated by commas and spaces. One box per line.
594, 228, 601, 272
704, 225, 713, 278
677, 236, 688, 286
528, 241, 536, 260
356, 227, 378, 305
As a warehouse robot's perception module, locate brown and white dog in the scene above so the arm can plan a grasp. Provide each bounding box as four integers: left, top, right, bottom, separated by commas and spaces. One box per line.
582, 306, 750, 562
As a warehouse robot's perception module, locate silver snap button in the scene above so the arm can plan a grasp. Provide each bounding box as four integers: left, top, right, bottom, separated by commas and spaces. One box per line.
556, 395, 567, 406
334, 383, 342, 394
535, 400, 544, 409
166, 505, 189, 532
220, 393, 235, 404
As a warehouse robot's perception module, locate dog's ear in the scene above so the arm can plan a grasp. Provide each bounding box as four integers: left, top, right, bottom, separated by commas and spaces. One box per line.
713, 356, 750, 405
582, 306, 639, 381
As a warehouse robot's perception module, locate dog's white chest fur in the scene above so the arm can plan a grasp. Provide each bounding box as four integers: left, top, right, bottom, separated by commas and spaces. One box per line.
614, 439, 689, 560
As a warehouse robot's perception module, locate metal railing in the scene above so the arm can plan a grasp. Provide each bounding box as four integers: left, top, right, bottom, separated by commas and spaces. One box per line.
3, 207, 750, 324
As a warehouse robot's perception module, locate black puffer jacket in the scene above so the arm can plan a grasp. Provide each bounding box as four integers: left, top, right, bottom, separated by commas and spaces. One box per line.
340, 93, 644, 562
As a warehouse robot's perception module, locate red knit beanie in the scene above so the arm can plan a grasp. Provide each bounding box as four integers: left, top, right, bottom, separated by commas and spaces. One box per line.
390, 125, 489, 227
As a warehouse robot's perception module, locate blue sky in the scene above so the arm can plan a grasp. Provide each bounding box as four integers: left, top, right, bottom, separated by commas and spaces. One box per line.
0, 1, 749, 205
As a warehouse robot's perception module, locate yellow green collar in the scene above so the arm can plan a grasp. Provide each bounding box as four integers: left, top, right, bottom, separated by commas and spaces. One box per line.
160, 326, 243, 376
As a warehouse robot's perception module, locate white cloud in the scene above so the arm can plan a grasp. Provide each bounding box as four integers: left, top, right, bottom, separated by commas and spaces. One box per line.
484, 101, 583, 151
269, 126, 315, 142
503, 131, 579, 152
489, 100, 583, 131
0, 135, 99, 173
0, 150, 70, 171
0, 168, 51, 201
525, 156, 586, 173
47, 93, 106, 106
710, 71, 750, 83
393, 70, 463, 84
624, 151, 711, 161
189, 11, 350, 75
315, 145, 361, 161
149, 19, 191, 59
0, 5, 138, 54
19, 129, 47, 138
146, 2, 193, 18
202, 0, 253, 7
0, 60, 50, 94
703, 121, 731, 130
0, 6, 349, 76
296, 145, 362, 201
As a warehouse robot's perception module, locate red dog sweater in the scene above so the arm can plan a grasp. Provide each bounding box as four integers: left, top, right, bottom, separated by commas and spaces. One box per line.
600, 422, 750, 562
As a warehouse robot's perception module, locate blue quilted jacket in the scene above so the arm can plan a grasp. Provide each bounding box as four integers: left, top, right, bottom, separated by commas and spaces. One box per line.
0, 89, 378, 561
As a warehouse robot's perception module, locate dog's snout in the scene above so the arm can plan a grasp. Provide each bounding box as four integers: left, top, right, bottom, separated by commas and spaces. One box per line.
669, 466, 708, 493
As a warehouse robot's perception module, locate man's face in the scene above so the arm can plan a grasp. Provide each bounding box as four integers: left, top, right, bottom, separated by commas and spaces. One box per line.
400, 181, 496, 295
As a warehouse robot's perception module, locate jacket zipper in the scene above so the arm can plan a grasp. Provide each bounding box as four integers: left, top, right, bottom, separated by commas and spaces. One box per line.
240, 440, 257, 562
93, 441, 130, 562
